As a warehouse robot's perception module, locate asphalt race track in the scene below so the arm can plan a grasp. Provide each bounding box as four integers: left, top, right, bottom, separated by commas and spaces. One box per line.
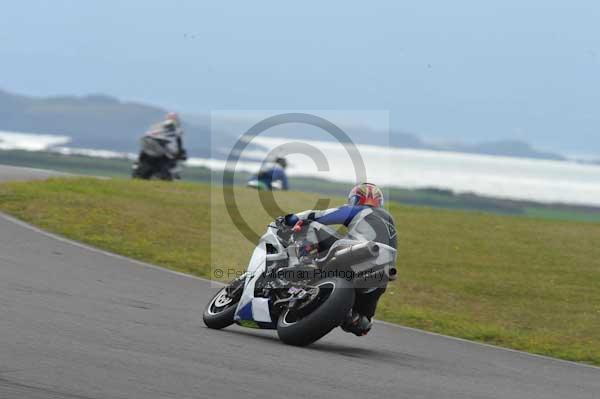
0, 164, 598, 399
0, 164, 70, 182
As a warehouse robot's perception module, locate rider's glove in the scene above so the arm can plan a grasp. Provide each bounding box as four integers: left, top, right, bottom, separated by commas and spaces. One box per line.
283, 214, 299, 226
282, 212, 315, 227
275, 215, 295, 232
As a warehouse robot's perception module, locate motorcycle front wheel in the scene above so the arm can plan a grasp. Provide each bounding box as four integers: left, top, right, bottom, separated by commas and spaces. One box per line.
203, 286, 240, 329
277, 277, 355, 346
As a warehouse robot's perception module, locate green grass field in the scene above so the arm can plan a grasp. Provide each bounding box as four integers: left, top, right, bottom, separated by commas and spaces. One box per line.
3, 149, 600, 222
1, 177, 599, 365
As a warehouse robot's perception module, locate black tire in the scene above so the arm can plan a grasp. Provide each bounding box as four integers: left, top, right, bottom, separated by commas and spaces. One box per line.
277, 278, 355, 346
132, 161, 153, 180
203, 287, 240, 329
157, 164, 174, 181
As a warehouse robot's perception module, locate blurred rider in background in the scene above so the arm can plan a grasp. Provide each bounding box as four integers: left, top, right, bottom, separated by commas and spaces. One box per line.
134, 112, 188, 180
247, 156, 289, 190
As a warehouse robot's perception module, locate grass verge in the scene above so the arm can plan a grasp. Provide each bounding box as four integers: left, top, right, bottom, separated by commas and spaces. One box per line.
3, 149, 600, 222
1, 177, 599, 365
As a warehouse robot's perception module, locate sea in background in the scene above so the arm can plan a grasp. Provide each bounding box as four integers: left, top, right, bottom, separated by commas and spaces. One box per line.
2, 131, 600, 207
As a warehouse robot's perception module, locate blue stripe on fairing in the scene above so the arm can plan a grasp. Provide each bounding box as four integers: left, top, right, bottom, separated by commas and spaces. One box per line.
316, 205, 367, 226
237, 302, 253, 320
235, 302, 276, 329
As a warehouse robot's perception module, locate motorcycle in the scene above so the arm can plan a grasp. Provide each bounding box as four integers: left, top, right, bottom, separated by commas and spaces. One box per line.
131, 135, 186, 181
131, 155, 183, 181
203, 218, 397, 346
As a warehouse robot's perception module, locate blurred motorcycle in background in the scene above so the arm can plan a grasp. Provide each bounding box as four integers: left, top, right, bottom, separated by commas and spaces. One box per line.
132, 113, 187, 181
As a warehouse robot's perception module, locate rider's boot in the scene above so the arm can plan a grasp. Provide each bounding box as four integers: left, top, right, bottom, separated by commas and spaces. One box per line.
341, 310, 373, 336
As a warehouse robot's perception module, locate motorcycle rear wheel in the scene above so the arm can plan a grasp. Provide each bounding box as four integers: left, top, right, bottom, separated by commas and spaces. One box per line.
277, 277, 355, 346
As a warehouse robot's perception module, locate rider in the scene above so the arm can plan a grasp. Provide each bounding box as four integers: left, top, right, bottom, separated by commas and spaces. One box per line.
254, 157, 289, 190
164, 112, 186, 160
137, 112, 187, 176
282, 183, 397, 336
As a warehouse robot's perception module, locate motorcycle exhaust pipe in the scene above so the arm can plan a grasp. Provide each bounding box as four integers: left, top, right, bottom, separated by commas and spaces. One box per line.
386, 265, 398, 281
327, 241, 380, 269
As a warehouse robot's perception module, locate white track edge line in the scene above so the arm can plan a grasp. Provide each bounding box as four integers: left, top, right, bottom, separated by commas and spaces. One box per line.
0, 164, 72, 175
0, 212, 224, 287
373, 319, 600, 370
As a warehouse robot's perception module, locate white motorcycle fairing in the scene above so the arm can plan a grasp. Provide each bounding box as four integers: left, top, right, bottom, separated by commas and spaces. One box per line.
233, 227, 287, 329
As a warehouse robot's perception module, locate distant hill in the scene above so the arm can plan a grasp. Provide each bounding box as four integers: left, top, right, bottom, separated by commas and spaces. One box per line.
0, 89, 565, 161
0, 89, 217, 157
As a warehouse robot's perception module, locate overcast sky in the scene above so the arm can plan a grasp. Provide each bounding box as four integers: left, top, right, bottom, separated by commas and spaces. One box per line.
2, 1, 599, 156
